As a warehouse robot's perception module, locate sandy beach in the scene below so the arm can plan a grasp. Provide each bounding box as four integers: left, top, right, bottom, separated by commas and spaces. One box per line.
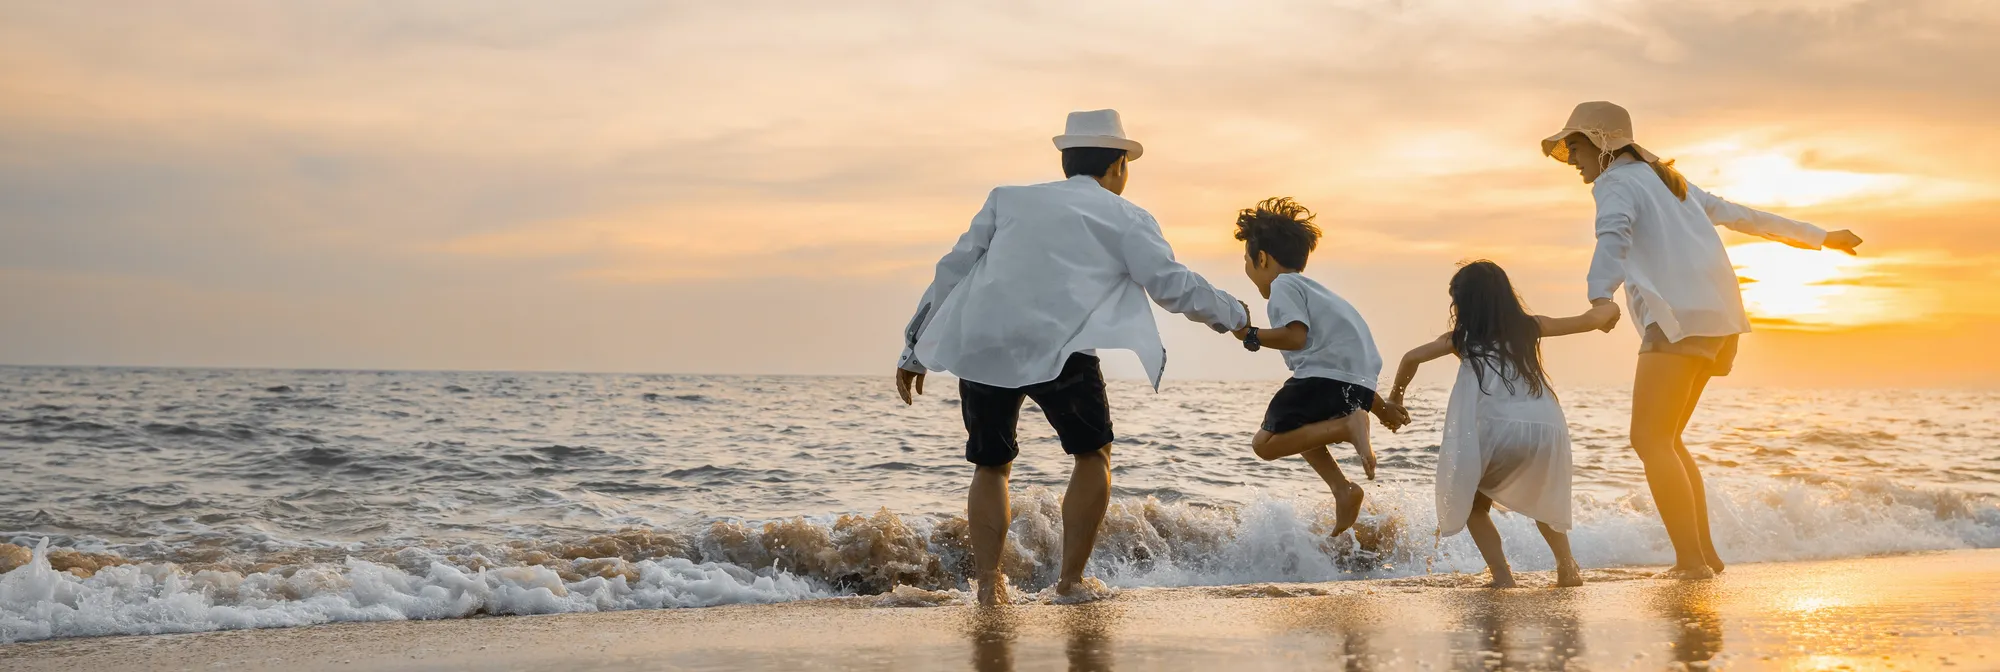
1, 549, 1993, 671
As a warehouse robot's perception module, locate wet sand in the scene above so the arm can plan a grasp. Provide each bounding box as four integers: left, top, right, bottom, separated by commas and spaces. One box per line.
4, 550, 1998, 671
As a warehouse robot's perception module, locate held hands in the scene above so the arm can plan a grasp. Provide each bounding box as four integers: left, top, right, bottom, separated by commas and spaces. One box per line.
895, 368, 925, 405
1231, 301, 1254, 340
1585, 300, 1622, 333
1823, 230, 1864, 256
1373, 398, 1410, 433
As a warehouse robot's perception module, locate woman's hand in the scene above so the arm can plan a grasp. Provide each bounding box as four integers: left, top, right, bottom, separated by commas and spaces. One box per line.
1587, 301, 1621, 333
895, 368, 925, 405
1824, 230, 1864, 255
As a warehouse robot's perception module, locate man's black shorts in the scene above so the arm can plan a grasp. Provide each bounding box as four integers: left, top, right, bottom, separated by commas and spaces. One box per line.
1260, 376, 1375, 434
958, 353, 1113, 466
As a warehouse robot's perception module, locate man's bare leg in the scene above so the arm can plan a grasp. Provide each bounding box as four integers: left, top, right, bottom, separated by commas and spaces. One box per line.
1055, 446, 1111, 597
1300, 446, 1365, 537
1537, 522, 1583, 587
1466, 493, 1514, 588
968, 463, 1012, 606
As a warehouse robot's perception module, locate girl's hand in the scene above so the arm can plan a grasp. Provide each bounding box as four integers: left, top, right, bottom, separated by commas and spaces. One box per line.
1824, 230, 1864, 255
1587, 301, 1621, 332
1375, 399, 1410, 432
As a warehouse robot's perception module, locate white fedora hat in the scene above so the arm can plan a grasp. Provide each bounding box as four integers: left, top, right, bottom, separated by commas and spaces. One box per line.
1052, 109, 1143, 161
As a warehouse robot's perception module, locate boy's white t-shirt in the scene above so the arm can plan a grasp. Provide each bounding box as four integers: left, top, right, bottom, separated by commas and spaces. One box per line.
1265, 272, 1382, 389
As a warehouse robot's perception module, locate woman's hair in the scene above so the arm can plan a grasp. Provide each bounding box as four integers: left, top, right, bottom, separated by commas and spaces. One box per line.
1061, 147, 1127, 178
1232, 197, 1320, 270
1448, 260, 1552, 398
1614, 145, 1689, 201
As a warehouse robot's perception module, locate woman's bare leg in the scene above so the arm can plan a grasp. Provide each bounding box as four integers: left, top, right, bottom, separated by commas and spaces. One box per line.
1631, 353, 1713, 577
1466, 493, 1514, 587
1676, 373, 1725, 573
1537, 522, 1583, 587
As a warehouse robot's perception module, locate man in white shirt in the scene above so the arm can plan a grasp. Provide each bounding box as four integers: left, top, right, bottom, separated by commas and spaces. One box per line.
893, 109, 1248, 605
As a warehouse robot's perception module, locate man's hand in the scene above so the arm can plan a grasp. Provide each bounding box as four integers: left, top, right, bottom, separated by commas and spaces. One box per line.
1824, 230, 1864, 255
1231, 301, 1254, 340
896, 368, 926, 405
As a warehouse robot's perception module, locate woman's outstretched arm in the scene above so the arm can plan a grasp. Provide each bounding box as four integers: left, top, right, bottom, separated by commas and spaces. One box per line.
1387, 333, 1454, 405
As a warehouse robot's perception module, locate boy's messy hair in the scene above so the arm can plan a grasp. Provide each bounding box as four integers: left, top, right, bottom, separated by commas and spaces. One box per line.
1233, 197, 1321, 270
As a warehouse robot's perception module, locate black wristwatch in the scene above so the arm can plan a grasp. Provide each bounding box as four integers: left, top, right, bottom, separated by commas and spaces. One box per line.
1242, 326, 1261, 352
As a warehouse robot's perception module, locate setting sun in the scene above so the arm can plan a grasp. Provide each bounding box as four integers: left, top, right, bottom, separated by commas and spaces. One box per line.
1730, 242, 1914, 330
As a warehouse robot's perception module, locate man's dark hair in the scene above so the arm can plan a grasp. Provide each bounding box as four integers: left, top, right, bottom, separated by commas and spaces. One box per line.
1061, 147, 1127, 178
1233, 197, 1320, 270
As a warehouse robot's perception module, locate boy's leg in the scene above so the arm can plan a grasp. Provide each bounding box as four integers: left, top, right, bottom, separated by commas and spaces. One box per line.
1536, 522, 1583, 587
969, 464, 1012, 605
1057, 446, 1112, 595
1676, 372, 1724, 574
1466, 493, 1514, 587
1301, 446, 1365, 537
1254, 418, 1354, 461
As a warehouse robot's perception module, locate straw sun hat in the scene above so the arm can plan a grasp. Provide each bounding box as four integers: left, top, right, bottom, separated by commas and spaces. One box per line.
1541, 101, 1659, 166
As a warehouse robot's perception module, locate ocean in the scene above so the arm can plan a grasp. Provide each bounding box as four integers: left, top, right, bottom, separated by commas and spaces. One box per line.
2, 366, 1997, 642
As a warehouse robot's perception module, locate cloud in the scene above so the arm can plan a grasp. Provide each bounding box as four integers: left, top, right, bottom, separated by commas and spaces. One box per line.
2, 0, 1997, 385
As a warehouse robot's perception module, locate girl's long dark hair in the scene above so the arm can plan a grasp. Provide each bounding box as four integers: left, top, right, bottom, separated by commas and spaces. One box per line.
1449, 260, 1552, 398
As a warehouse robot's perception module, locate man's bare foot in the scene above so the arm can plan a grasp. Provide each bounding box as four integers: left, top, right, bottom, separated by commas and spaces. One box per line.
1555, 559, 1584, 587
975, 574, 1010, 606
1330, 481, 1365, 537
1051, 576, 1112, 604
1652, 564, 1715, 580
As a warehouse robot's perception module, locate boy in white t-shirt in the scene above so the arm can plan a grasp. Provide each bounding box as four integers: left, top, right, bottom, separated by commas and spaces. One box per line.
1230, 198, 1409, 537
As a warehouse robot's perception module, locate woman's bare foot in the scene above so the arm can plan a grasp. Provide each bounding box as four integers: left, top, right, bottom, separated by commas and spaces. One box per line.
1652, 564, 1715, 580
1329, 481, 1365, 537
975, 574, 1010, 606
1705, 552, 1726, 575
1555, 559, 1584, 587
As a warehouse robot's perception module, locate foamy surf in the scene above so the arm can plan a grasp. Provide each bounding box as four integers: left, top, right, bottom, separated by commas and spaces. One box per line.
4, 473, 1998, 643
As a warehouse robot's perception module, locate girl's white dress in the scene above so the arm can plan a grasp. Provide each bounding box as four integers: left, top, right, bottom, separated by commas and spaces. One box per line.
1435, 352, 1573, 536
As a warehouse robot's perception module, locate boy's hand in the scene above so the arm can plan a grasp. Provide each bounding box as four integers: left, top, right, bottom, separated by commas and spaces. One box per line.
895, 368, 925, 405
1374, 399, 1410, 432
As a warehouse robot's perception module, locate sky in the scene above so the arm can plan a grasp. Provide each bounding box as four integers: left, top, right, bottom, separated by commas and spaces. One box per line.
2, 0, 1997, 389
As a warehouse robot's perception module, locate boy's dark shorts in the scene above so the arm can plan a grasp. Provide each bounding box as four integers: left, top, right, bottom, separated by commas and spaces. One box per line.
1261, 377, 1376, 434
958, 353, 1113, 466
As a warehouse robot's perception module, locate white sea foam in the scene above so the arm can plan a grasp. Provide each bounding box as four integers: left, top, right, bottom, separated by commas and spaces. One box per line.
4, 473, 1995, 643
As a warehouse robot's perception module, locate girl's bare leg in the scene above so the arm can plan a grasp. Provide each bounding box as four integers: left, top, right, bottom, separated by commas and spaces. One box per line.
1467, 493, 1514, 587
1537, 522, 1583, 587
1676, 373, 1725, 574
1630, 354, 1713, 578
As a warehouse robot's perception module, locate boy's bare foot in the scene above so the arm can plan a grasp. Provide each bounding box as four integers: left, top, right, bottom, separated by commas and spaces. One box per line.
975, 574, 1010, 606
1652, 564, 1715, 580
1330, 481, 1365, 537
1346, 412, 1377, 480
1555, 559, 1584, 587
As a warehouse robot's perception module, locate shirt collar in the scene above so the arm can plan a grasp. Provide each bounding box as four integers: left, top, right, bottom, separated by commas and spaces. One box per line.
1607, 154, 1644, 171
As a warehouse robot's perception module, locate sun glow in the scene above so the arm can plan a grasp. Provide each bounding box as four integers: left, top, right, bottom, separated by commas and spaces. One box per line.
1702, 152, 1907, 208
1731, 242, 1915, 330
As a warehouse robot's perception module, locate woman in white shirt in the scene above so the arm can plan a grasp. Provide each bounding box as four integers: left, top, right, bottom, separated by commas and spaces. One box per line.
1541, 102, 1863, 579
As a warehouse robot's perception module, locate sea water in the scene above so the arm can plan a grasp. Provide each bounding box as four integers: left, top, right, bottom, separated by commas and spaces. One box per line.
2, 367, 1996, 642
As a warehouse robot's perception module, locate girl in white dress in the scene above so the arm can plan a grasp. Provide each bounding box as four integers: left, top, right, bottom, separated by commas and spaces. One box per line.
1387, 261, 1619, 588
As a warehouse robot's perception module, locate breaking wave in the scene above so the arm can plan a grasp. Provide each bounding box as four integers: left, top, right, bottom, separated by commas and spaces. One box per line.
5, 474, 1997, 643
